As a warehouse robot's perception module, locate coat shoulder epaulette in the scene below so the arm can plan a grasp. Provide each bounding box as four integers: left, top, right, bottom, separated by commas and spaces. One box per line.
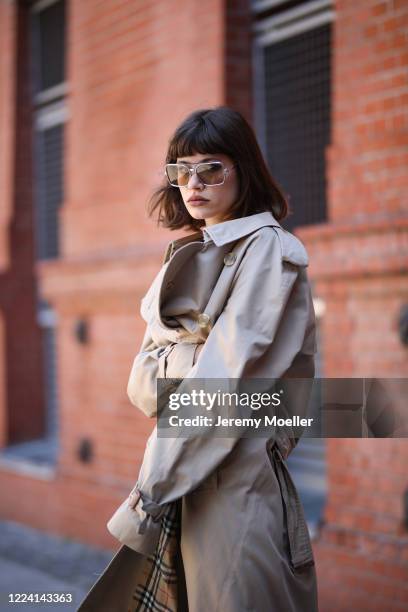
272, 227, 309, 267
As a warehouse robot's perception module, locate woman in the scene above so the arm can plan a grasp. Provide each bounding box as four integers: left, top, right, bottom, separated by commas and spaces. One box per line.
77, 107, 318, 612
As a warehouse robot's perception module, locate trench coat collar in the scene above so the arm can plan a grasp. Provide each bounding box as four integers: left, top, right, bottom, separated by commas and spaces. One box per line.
163, 210, 308, 267
202, 211, 282, 246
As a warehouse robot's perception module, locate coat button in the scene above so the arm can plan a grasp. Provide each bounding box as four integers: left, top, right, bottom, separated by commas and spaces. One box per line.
165, 280, 175, 291
197, 313, 210, 328
223, 252, 237, 266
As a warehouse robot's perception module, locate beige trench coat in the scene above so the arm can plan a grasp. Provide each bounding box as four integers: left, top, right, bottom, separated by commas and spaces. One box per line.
79, 211, 318, 612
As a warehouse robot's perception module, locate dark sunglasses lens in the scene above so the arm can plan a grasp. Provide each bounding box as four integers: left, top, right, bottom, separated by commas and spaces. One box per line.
197, 163, 224, 185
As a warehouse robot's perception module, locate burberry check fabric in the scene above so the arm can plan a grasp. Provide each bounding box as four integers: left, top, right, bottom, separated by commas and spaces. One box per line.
131, 500, 188, 612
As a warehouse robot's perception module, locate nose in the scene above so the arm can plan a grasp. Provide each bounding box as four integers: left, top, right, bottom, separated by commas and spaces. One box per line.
187, 170, 203, 190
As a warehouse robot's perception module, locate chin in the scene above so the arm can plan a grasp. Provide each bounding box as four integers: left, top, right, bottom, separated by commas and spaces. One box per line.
186, 207, 212, 221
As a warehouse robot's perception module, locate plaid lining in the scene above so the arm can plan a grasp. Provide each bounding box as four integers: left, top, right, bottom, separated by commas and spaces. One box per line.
131, 501, 184, 612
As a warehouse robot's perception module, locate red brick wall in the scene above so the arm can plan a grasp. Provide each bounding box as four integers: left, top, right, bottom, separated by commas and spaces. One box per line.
328, 0, 407, 224
0, 1, 406, 609
52, 0, 227, 494
0, 1, 46, 445
0, 0, 238, 550
301, 221, 408, 376
297, 1, 408, 609
0, 0, 15, 271
63, 0, 226, 257
0, 0, 15, 447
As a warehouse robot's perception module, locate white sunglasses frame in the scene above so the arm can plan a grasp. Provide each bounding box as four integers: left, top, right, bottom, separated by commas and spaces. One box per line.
164, 161, 236, 187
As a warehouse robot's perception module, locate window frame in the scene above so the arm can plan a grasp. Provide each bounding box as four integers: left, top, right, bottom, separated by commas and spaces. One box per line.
252, 0, 334, 160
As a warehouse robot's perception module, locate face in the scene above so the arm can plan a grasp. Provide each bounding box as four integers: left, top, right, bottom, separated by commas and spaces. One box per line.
175, 152, 239, 226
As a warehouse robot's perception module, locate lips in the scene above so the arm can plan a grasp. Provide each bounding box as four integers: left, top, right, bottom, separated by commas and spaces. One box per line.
188, 196, 209, 203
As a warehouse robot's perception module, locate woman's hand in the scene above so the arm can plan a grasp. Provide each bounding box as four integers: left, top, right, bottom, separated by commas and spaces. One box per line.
127, 489, 141, 510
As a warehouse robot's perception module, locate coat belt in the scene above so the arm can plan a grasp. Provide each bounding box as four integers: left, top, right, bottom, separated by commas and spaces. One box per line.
137, 496, 170, 535
136, 438, 315, 571
270, 441, 315, 570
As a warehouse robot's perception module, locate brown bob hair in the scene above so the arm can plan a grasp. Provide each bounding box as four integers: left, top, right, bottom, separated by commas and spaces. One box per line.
148, 106, 288, 231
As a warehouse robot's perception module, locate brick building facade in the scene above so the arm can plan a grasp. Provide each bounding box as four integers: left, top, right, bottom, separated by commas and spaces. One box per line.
0, 0, 407, 609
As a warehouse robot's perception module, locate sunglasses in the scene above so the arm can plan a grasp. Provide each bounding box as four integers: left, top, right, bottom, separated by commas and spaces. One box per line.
165, 161, 236, 187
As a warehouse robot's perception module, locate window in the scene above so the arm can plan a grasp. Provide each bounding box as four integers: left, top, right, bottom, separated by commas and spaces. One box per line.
34, 112, 65, 260
31, 0, 67, 261
33, 0, 66, 94
253, 0, 333, 230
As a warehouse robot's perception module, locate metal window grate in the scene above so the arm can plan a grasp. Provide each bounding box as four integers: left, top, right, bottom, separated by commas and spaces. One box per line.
31, 0, 67, 261
264, 22, 331, 229
33, 0, 66, 93
34, 124, 63, 260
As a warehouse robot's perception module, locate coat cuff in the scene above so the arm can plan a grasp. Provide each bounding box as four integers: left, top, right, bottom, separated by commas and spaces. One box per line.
106, 496, 162, 556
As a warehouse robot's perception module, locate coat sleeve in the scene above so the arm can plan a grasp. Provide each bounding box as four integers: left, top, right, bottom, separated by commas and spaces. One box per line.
127, 258, 176, 418
134, 229, 314, 522
126, 327, 170, 418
